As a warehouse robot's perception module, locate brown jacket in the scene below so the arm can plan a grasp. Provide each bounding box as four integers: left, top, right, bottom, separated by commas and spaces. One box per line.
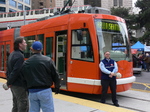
144, 56, 150, 63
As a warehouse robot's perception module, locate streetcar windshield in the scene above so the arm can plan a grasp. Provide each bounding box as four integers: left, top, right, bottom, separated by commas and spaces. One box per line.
94, 19, 131, 61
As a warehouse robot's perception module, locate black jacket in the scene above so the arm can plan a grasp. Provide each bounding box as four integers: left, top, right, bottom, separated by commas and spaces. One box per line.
6, 50, 25, 86
21, 53, 60, 89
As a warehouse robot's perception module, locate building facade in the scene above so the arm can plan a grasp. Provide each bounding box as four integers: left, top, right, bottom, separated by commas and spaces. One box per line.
0, 0, 31, 13
31, 0, 132, 10
52, 0, 84, 7
84, 0, 101, 7
32, 0, 55, 9
85, 0, 132, 10
31, 0, 84, 9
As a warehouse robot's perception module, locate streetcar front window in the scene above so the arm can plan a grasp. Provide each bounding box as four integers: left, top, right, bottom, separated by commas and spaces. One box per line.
94, 19, 131, 61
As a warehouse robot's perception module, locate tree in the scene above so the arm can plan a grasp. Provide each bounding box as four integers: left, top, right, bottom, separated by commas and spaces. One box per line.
135, 0, 150, 44
111, 7, 138, 43
111, 7, 130, 18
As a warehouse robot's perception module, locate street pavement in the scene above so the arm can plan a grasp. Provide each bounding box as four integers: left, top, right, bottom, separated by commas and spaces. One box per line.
133, 71, 150, 91
1, 70, 150, 112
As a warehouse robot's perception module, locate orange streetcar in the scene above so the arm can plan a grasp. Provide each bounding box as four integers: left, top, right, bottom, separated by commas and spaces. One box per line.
0, 6, 135, 94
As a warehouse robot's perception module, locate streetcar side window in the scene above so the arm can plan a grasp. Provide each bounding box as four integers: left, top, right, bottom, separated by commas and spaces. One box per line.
38, 34, 44, 46
37, 34, 44, 55
0, 45, 4, 70
24, 35, 35, 58
46, 37, 53, 58
24, 34, 44, 58
71, 29, 94, 62
6, 44, 10, 70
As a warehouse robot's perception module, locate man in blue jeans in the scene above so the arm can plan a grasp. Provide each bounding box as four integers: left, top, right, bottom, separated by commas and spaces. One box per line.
21, 41, 60, 112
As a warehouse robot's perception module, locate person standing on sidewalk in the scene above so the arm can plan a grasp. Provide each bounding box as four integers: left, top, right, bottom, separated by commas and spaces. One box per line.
6, 37, 29, 112
143, 53, 150, 72
21, 41, 60, 112
99, 51, 119, 107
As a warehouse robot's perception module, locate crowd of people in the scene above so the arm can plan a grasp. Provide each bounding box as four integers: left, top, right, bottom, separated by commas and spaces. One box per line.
132, 53, 150, 72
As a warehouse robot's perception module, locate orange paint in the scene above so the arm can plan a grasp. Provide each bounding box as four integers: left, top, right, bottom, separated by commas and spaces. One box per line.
0, 13, 135, 94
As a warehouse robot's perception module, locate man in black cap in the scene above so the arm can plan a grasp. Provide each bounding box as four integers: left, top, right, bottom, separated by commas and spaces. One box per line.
21, 41, 60, 112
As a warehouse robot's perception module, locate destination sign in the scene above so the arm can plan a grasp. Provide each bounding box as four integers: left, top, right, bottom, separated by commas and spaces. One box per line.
95, 20, 120, 32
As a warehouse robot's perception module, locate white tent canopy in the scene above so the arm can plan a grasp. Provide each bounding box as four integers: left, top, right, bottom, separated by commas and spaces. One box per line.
144, 46, 150, 52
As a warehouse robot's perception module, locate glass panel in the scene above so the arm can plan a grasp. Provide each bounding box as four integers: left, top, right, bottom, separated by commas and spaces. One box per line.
18, 3, 23, 10
25, 6, 30, 10
46, 37, 53, 58
9, 0, 16, 7
1, 45, 4, 71
95, 19, 131, 61
0, 7, 6, 13
38, 34, 44, 45
24, 36, 35, 58
24, 34, 44, 58
17, 12, 19, 16
6, 44, 10, 70
71, 29, 94, 62
113, 0, 117, 6
0, 13, 3, 18
9, 8, 16, 12
25, 0, 30, 5
119, 0, 123, 6
0, 0, 5, 4
56, 34, 67, 74
38, 34, 44, 54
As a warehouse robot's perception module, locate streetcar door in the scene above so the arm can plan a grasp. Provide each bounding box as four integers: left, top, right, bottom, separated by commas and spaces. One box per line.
55, 31, 67, 89
68, 29, 96, 93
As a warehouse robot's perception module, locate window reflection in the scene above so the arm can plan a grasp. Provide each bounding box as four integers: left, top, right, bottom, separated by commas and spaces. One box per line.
24, 34, 44, 58
18, 3, 23, 10
25, 0, 30, 5
9, 0, 16, 7
71, 29, 94, 62
9, 8, 16, 12
95, 19, 131, 61
0, 0, 5, 4
0, 7, 6, 12
46, 37, 53, 58
6, 44, 10, 70
1, 45, 4, 71
25, 6, 30, 10
24, 36, 35, 58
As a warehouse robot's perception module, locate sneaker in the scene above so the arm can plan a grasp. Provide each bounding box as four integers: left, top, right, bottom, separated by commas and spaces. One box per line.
114, 103, 119, 107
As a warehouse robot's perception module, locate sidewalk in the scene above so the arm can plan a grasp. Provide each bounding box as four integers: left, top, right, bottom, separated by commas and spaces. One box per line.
0, 82, 103, 112
0, 79, 135, 112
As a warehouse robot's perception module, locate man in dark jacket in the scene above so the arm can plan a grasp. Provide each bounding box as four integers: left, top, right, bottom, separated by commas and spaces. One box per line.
6, 37, 29, 112
99, 51, 119, 107
21, 41, 60, 112
144, 53, 150, 72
